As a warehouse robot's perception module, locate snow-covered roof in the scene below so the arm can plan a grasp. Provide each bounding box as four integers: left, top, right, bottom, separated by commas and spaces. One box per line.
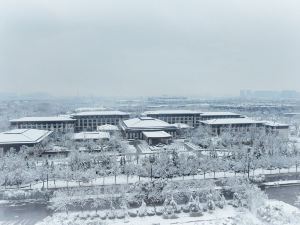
0, 129, 52, 145
10, 116, 76, 122
72, 132, 110, 140
71, 111, 130, 116
143, 110, 201, 115
201, 118, 263, 125
200, 112, 242, 116
263, 121, 289, 127
97, 124, 119, 131
142, 131, 172, 138
173, 123, 193, 129
122, 117, 177, 130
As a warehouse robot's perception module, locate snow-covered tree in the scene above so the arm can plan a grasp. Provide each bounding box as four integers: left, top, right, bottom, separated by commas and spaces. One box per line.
138, 199, 147, 217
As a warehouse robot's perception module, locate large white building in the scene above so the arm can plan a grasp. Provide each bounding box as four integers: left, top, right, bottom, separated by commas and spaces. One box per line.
200, 118, 265, 135
200, 118, 289, 136
120, 117, 178, 139
10, 116, 76, 133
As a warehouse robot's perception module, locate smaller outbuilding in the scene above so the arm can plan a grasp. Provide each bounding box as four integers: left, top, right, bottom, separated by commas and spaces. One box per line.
120, 117, 178, 139
0, 129, 52, 154
97, 124, 119, 134
263, 121, 289, 137
72, 131, 110, 141
142, 131, 173, 145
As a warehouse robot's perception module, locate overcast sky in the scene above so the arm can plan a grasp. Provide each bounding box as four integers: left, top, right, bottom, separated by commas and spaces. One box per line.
0, 0, 299, 97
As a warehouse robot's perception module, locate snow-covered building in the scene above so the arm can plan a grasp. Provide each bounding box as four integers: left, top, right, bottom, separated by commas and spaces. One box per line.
10, 116, 76, 133
120, 117, 178, 139
0, 129, 52, 153
263, 121, 290, 137
71, 111, 130, 132
97, 124, 119, 134
143, 110, 202, 127
72, 131, 110, 141
199, 112, 244, 121
142, 131, 173, 145
284, 112, 300, 119
142, 110, 245, 127
200, 118, 264, 135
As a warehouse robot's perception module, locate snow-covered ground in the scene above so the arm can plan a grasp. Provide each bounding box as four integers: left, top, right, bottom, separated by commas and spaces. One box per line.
35, 200, 300, 225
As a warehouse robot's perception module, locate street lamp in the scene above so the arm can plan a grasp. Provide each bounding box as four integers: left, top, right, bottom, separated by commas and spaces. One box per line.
149, 155, 155, 181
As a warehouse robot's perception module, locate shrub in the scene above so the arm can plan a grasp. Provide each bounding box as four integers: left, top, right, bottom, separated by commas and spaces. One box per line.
128, 209, 138, 217
108, 211, 116, 220
155, 206, 164, 216
181, 205, 190, 213
99, 211, 107, 220
117, 210, 125, 219
147, 207, 155, 216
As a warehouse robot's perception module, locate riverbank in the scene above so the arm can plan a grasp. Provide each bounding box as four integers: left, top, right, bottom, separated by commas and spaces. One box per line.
36, 200, 300, 225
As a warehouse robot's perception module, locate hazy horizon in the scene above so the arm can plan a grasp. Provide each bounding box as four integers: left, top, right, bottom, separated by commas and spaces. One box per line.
1, 0, 300, 97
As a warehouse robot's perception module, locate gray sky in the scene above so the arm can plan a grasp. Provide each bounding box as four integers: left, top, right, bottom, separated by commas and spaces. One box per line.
0, 0, 299, 97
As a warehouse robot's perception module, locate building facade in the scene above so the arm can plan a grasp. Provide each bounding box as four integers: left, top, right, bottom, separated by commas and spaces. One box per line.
199, 112, 244, 121
71, 111, 130, 132
200, 118, 265, 135
10, 116, 76, 133
143, 110, 201, 127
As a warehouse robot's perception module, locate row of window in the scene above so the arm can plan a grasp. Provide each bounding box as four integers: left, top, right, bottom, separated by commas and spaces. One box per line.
16, 124, 74, 130
77, 119, 120, 126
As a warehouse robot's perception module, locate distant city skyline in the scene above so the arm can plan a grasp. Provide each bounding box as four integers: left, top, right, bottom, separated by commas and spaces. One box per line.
1, 0, 300, 97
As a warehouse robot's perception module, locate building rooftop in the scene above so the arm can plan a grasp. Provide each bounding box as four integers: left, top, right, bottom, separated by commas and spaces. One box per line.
71, 111, 130, 116
0, 129, 52, 145
122, 117, 177, 130
73, 132, 110, 140
142, 131, 172, 138
143, 110, 201, 115
173, 123, 193, 129
10, 116, 76, 123
263, 121, 289, 127
200, 112, 242, 116
97, 124, 119, 131
201, 118, 263, 125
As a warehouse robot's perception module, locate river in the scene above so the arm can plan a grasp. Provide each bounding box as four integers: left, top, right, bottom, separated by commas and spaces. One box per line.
0, 185, 299, 225
0, 201, 49, 225
264, 184, 300, 209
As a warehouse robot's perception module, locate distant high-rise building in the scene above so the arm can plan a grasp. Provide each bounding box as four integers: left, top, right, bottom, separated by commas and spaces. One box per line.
240, 89, 300, 99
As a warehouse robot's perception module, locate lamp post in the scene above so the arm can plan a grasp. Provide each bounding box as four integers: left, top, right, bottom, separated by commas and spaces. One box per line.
149, 155, 155, 181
